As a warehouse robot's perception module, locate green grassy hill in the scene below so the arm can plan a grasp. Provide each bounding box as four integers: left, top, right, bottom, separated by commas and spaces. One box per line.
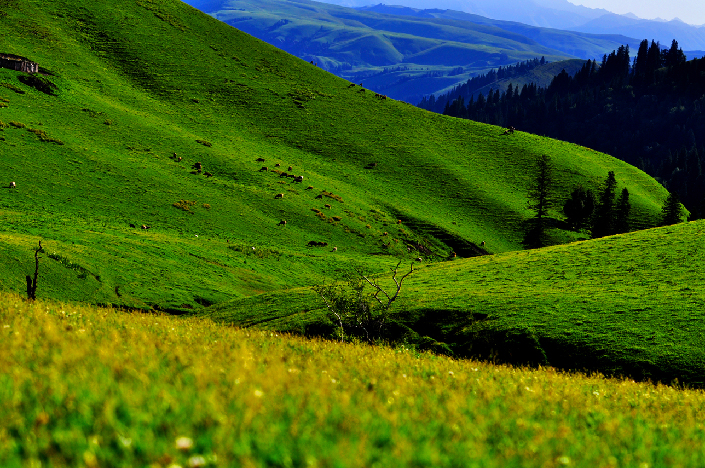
207, 219, 705, 386
0, 0, 667, 314
189, 0, 640, 103
433, 59, 587, 101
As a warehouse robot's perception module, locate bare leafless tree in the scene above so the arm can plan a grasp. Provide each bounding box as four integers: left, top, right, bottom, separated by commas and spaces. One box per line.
313, 261, 414, 343
26, 241, 42, 301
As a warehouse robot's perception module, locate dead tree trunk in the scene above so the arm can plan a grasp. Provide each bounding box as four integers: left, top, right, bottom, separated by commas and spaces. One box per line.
26, 241, 42, 301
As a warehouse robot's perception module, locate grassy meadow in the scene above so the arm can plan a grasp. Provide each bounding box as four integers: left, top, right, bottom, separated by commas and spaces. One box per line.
0, 0, 668, 310
2, 1, 705, 464
4, 292, 705, 468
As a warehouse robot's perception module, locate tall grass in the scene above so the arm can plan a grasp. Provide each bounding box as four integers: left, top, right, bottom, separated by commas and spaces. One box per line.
3, 292, 705, 467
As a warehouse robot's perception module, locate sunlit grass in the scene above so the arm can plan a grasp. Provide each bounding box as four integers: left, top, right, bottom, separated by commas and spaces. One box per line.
3, 292, 705, 467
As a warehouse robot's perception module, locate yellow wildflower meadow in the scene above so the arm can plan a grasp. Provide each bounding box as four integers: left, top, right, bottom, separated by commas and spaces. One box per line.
1, 292, 704, 467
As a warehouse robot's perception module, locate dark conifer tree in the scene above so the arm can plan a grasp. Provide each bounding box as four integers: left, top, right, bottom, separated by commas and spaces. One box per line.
665, 39, 686, 68
615, 188, 631, 234
661, 191, 684, 225
525, 154, 555, 248
592, 171, 618, 238
563, 186, 595, 231
634, 39, 649, 78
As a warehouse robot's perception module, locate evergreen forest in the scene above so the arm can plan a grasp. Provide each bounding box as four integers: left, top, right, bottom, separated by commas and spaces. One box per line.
427, 40, 705, 217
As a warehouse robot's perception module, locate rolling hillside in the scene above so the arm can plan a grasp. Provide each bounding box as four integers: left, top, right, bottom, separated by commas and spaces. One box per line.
0, 0, 667, 313
207, 219, 705, 386
187, 0, 640, 103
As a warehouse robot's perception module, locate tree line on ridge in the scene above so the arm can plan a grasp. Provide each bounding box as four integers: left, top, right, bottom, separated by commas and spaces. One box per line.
421, 40, 705, 219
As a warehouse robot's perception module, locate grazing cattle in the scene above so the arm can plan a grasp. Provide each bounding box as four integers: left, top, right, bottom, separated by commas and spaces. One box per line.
480, 241, 485, 247
293, 176, 304, 182
173, 152, 177, 158
204, 172, 213, 177
315, 194, 323, 199
332, 247, 338, 252
129, 223, 136, 228
280, 172, 288, 178
306, 185, 314, 190
415, 257, 422, 262
141, 225, 150, 230
382, 232, 388, 236
324, 204, 332, 209
397, 219, 402, 224
348, 83, 356, 88
275, 193, 284, 199
278, 219, 287, 226
9, 181, 16, 189
260, 166, 269, 172
177, 157, 182, 162
193, 162, 202, 172
275, 163, 281, 167
307, 240, 328, 247
288, 166, 293, 171
256, 157, 265, 162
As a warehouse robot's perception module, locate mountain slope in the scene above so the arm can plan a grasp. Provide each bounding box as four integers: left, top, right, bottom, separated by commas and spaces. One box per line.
188, 0, 640, 103
0, 0, 667, 311
573, 14, 705, 51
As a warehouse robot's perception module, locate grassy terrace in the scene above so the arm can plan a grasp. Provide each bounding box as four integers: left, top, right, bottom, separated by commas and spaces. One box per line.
3, 292, 705, 467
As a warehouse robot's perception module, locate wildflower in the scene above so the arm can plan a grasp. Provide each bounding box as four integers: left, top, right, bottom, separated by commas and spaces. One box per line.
118, 435, 132, 448
175, 437, 194, 451
188, 456, 207, 468
254, 389, 264, 398
557, 456, 571, 465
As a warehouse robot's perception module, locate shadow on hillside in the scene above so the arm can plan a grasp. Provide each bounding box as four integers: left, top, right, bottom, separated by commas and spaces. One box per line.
392, 307, 704, 388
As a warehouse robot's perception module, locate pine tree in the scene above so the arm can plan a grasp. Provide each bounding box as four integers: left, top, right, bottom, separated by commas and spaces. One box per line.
615, 188, 631, 234
661, 191, 684, 225
525, 154, 555, 248
563, 186, 595, 231
592, 171, 618, 238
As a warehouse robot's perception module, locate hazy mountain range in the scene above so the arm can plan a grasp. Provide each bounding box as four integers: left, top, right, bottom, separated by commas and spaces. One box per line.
319, 0, 705, 50
188, 0, 644, 103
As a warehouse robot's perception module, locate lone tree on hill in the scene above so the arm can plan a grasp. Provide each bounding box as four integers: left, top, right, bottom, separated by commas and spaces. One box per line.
614, 188, 631, 234
563, 186, 595, 231
525, 154, 555, 248
661, 191, 685, 225
313, 261, 414, 343
591, 171, 618, 238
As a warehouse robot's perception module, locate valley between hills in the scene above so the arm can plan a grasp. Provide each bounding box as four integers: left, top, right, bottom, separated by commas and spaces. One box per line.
1, 0, 705, 466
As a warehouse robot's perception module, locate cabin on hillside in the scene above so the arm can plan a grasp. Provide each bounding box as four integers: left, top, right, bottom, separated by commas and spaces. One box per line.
0, 54, 38, 73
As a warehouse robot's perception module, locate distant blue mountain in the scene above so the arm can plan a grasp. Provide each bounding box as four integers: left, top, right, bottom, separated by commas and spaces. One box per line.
571, 14, 705, 50
331, 1, 705, 49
